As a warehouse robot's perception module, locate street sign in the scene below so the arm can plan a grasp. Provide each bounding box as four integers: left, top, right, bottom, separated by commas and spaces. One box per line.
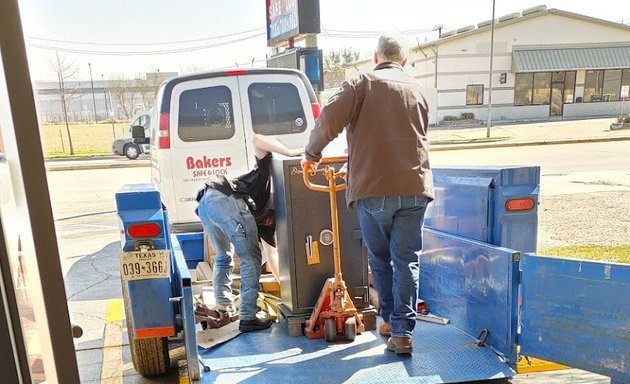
266, 0, 320, 47
267, 48, 324, 91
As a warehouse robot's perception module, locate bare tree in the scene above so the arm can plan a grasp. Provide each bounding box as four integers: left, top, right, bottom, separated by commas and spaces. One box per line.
135, 75, 153, 110
136, 71, 166, 110
49, 52, 79, 155
180, 64, 208, 75
108, 74, 135, 120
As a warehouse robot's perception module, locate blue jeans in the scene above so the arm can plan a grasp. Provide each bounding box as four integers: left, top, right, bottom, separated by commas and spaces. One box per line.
357, 195, 429, 338
197, 189, 262, 321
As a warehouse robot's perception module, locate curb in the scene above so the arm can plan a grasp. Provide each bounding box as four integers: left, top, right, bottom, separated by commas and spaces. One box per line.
44, 136, 630, 171
430, 136, 630, 152
46, 160, 150, 172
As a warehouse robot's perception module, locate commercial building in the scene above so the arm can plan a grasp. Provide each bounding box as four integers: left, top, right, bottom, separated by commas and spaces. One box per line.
347, 6, 630, 125
33, 72, 177, 123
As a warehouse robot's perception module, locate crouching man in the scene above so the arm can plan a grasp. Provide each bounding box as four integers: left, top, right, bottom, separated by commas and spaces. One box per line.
196, 134, 303, 331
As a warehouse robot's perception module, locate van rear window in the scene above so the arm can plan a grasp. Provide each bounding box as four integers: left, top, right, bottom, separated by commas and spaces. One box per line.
248, 83, 307, 135
178, 86, 235, 141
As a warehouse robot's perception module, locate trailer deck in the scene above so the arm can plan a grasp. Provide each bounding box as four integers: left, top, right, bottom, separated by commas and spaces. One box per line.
198, 319, 513, 384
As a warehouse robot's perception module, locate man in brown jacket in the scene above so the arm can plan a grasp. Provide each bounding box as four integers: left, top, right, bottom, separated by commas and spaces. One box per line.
302, 31, 434, 354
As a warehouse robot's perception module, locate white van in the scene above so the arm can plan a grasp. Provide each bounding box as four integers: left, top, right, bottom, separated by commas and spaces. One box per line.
147, 68, 328, 232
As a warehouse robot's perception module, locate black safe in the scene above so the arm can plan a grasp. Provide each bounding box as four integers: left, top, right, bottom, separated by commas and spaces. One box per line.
271, 157, 370, 315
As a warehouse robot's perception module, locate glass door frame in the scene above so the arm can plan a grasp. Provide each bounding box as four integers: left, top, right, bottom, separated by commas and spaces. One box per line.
0, 0, 81, 382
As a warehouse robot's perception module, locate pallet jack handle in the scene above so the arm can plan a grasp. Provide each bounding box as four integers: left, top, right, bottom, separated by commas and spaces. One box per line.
302, 157, 348, 281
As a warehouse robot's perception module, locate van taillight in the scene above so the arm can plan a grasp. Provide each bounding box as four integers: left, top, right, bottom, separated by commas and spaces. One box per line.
225, 69, 248, 76
311, 102, 321, 120
505, 197, 536, 212
158, 113, 170, 149
128, 223, 161, 238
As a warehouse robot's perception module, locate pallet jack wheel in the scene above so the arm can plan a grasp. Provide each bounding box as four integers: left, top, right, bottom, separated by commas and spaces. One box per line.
344, 317, 357, 341
324, 318, 337, 342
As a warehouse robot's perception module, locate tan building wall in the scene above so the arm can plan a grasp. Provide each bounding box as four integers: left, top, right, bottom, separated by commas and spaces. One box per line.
337, 9, 630, 125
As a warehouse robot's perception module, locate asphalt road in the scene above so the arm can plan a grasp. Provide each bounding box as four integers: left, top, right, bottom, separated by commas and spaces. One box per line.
47, 141, 627, 383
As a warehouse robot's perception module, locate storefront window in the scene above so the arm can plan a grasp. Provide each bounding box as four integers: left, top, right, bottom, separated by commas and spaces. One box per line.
466, 84, 484, 105
532, 72, 551, 105
584, 70, 604, 102
564, 71, 576, 103
515, 71, 579, 106
622, 69, 630, 101
552, 72, 565, 82
514, 73, 533, 106
603, 69, 622, 102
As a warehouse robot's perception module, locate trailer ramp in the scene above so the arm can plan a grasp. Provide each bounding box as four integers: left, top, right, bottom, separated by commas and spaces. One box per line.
198, 319, 513, 383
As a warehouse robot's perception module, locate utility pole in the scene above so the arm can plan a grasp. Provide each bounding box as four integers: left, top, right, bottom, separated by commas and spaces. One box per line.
102, 74, 116, 138
486, 0, 496, 138
88, 62, 98, 122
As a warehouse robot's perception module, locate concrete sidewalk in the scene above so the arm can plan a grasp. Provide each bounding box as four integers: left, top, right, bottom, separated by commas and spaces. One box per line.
45, 117, 630, 171
429, 117, 630, 151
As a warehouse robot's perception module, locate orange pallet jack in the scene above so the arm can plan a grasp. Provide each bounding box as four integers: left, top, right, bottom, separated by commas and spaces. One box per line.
302, 157, 365, 342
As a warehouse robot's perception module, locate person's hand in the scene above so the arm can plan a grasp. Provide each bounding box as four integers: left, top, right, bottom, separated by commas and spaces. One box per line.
301, 158, 317, 173
337, 162, 348, 180
288, 147, 304, 157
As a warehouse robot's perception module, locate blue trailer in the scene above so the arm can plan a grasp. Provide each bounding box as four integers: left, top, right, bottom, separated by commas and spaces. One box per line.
115, 166, 630, 383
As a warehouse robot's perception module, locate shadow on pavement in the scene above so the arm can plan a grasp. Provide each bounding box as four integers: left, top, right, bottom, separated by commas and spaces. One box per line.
65, 241, 122, 302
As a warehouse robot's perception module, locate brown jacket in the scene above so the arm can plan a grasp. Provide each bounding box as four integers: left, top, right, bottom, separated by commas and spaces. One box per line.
305, 62, 434, 206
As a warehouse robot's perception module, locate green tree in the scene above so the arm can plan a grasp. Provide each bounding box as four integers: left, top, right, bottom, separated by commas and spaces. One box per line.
324, 48, 361, 88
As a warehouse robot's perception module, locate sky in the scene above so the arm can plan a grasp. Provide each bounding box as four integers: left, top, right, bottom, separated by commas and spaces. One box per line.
17, 0, 630, 81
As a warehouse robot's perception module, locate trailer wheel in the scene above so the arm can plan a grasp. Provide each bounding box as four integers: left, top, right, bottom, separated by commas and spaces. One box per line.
124, 295, 170, 376
324, 318, 337, 342
344, 317, 357, 342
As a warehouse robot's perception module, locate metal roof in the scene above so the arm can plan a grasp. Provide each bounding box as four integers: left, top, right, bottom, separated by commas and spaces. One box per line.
512, 45, 630, 72
416, 9, 630, 50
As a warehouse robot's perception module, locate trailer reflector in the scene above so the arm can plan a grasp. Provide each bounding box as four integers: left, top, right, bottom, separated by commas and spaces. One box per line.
505, 197, 535, 212
128, 223, 161, 238
135, 326, 175, 339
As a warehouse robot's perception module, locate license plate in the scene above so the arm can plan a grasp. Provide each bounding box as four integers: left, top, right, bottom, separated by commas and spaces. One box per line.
119, 250, 170, 281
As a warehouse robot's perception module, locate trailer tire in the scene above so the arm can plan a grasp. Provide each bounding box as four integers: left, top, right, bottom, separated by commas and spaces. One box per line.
124, 297, 170, 376
129, 334, 170, 376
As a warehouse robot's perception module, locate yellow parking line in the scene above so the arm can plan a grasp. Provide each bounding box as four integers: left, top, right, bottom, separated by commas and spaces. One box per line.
101, 299, 124, 384
106, 298, 124, 323
179, 371, 190, 383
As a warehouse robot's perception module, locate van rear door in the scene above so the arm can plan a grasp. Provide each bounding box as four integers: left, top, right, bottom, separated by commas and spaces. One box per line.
169, 76, 248, 225
236, 73, 314, 156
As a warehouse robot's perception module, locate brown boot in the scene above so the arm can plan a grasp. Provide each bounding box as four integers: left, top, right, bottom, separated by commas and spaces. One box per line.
386, 336, 413, 354
379, 321, 391, 337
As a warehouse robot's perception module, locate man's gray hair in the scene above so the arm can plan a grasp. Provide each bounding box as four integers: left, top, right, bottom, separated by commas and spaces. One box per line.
376, 31, 408, 62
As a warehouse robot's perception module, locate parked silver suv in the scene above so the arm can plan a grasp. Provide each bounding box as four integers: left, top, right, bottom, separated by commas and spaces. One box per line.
112, 111, 151, 160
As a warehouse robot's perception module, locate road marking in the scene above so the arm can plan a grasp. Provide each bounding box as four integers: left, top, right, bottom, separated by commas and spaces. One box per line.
106, 299, 124, 323
178, 359, 190, 384
101, 299, 124, 384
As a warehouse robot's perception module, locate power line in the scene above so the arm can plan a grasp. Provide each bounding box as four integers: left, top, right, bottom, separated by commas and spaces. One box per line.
324, 28, 433, 35
28, 25, 440, 56
29, 32, 266, 56
320, 25, 434, 39
27, 28, 265, 47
